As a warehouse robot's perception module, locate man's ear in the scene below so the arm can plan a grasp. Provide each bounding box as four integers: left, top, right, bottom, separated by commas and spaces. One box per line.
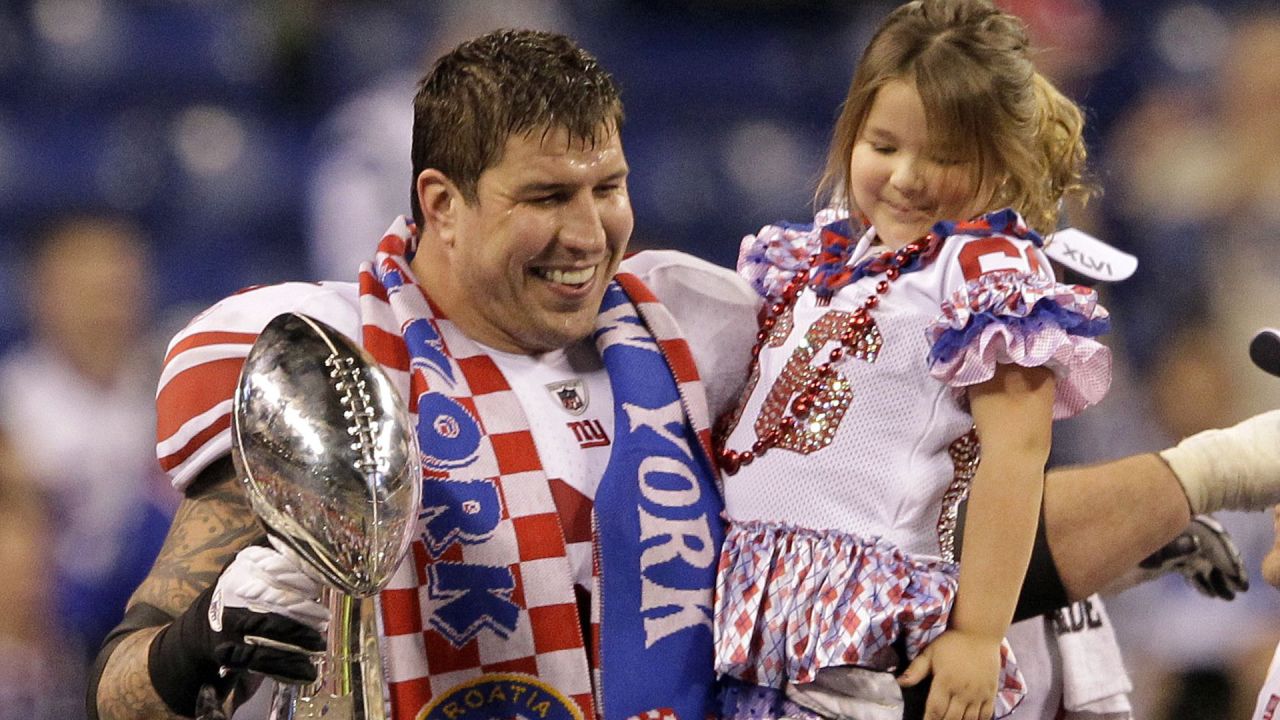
416, 169, 462, 244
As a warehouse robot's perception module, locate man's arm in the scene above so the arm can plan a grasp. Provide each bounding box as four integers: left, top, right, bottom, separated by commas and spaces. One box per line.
1044, 453, 1190, 601
93, 457, 263, 719
1035, 409, 1280, 604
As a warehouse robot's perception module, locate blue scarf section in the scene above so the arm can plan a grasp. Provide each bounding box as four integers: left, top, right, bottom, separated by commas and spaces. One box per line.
593, 282, 725, 719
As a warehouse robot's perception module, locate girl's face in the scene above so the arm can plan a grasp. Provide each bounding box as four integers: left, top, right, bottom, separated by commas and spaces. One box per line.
848, 78, 992, 249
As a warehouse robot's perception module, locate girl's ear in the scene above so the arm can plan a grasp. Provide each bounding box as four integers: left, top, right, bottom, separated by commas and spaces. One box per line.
416, 169, 462, 245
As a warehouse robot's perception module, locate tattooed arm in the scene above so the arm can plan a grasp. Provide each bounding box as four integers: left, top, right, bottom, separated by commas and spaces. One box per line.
92, 457, 264, 719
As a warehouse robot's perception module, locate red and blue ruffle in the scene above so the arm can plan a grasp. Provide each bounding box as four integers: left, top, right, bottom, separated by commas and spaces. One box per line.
927, 272, 1112, 419
736, 210, 843, 300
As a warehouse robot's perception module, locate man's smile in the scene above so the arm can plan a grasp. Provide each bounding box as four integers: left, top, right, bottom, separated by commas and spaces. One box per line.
532, 265, 597, 288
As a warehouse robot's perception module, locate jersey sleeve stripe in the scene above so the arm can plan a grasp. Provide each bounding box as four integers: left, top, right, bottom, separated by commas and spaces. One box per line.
163, 331, 260, 365
156, 398, 233, 456
158, 412, 231, 473
155, 357, 245, 440
156, 343, 254, 393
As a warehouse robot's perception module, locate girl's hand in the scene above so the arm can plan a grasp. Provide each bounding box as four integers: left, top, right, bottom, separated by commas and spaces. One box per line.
898, 629, 1001, 720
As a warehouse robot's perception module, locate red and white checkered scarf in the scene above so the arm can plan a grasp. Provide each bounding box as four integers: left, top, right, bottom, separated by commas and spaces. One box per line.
357, 218, 719, 720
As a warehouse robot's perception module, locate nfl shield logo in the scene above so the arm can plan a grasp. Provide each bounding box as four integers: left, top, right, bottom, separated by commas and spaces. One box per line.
546, 379, 588, 415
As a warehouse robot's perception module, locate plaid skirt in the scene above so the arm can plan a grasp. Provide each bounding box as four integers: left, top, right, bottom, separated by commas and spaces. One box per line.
713, 519, 1025, 717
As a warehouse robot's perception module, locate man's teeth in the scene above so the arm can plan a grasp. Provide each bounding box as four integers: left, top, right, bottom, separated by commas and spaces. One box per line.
536, 267, 594, 285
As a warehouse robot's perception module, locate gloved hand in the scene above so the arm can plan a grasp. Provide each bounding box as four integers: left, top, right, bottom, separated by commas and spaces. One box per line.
149, 536, 330, 716
1104, 514, 1248, 600
1137, 514, 1249, 600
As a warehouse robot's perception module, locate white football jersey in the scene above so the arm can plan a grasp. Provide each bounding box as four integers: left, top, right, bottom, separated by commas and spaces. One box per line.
722, 228, 1054, 559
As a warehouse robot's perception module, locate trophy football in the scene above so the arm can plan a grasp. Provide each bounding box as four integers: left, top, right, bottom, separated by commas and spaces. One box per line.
231, 313, 421, 720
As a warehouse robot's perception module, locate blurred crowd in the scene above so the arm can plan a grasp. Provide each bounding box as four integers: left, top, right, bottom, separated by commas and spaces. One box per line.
2, 0, 1280, 718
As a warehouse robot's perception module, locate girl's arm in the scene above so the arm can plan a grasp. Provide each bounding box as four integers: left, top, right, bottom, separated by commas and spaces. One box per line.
900, 362, 1057, 720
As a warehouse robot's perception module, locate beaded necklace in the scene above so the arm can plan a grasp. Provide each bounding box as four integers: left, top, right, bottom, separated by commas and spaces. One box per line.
715, 225, 946, 476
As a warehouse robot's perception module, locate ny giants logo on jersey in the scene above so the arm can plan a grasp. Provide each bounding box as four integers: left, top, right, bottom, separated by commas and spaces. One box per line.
404, 317, 520, 646
567, 419, 610, 449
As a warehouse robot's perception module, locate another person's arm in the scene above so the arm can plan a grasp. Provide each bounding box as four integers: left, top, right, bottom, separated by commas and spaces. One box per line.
1043, 408, 1280, 599
1044, 454, 1190, 600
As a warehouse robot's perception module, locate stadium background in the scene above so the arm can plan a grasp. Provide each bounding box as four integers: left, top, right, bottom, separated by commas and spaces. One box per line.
2, 1, 1280, 718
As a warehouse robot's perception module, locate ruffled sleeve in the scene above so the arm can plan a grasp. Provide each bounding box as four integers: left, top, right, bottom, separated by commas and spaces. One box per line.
735, 209, 843, 299
925, 218, 1112, 419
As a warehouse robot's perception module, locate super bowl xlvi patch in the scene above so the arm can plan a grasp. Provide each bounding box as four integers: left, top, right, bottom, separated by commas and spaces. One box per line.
546, 379, 588, 415
1042, 227, 1137, 282
418, 674, 585, 720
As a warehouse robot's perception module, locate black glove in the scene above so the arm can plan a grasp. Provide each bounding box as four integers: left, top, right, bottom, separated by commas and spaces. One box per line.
148, 539, 330, 716
1137, 514, 1249, 600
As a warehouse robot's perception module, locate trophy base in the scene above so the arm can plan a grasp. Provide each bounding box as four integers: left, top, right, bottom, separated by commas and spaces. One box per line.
271, 692, 355, 720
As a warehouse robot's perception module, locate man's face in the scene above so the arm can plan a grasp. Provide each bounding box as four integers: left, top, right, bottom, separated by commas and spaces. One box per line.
35, 223, 147, 382
438, 125, 632, 354
1263, 506, 1280, 588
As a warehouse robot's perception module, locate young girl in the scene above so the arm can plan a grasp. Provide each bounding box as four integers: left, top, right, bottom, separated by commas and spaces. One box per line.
711, 1, 1112, 718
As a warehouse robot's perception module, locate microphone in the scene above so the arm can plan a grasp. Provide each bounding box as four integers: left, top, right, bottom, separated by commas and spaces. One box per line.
1249, 329, 1280, 377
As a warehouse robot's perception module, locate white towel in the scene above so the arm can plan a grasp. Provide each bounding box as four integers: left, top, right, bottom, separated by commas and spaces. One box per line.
1049, 594, 1133, 719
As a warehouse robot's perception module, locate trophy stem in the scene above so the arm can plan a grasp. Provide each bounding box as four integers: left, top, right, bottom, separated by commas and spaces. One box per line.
267, 589, 385, 720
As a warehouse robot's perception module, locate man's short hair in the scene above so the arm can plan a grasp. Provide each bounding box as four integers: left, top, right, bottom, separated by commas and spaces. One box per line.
409, 28, 624, 228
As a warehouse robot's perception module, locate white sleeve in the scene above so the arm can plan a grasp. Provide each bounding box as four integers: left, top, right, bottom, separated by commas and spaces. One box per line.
155, 281, 362, 493
1253, 645, 1280, 720
621, 250, 762, 422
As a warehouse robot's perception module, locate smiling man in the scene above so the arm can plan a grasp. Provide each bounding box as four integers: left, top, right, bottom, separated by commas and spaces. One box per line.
412, 124, 632, 354
88, 29, 761, 720
88, 27, 1280, 720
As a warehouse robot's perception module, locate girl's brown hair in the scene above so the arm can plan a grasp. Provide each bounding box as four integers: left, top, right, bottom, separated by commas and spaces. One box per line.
816, 0, 1089, 235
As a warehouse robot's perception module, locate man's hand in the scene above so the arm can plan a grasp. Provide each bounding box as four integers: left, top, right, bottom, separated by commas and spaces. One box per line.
1138, 514, 1248, 600
898, 629, 1000, 720
205, 536, 330, 678
1104, 514, 1248, 600
148, 536, 330, 715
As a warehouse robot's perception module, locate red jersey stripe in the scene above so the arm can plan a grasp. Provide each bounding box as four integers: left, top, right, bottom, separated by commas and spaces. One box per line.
156, 357, 244, 440
158, 413, 231, 471
163, 331, 258, 365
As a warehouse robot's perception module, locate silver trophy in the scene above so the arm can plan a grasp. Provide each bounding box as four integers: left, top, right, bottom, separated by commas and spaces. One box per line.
232, 313, 421, 720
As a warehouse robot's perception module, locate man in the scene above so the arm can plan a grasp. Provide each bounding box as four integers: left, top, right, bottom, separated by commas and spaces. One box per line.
92, 29, 756, 720
91, 29, 1280, 720
0, 214, 174, 665
0, 214, 176, 715
1252, 508, 1280, 719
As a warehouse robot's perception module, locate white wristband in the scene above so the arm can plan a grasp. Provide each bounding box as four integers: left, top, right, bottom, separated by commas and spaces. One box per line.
1159, 409, 1280, 514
